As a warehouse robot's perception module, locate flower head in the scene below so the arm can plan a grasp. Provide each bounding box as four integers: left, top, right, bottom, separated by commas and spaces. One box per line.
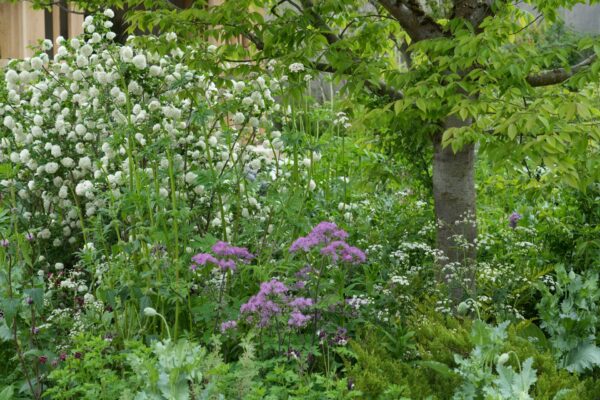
320, 240, 366, 264
289, 221, 348, 253
509, 212, 522, 229
220, 320, 237, 333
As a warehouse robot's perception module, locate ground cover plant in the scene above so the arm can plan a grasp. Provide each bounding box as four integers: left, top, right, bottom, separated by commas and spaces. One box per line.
1, 1, 600, 399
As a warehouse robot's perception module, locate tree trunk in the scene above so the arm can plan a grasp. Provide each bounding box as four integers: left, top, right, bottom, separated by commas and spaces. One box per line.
432, 116, 477, 302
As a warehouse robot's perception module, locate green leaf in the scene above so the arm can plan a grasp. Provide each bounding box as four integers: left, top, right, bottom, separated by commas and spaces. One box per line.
24, 288, 44, 310
414, 360, 456, 378
1, 299, 20, 323
507, 124, 518, 140
515, 320, 549, 349
0, 320, 12, 342
565, 343, 600, 373
415, 98, 427, 113
0, 386, 14, 400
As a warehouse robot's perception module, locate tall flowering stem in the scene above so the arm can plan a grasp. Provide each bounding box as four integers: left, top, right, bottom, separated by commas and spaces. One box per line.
288, 221, 366, 349
190, 241, 254, 333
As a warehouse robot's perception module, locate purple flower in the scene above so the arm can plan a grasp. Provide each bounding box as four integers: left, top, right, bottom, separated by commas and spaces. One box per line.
288, 297, 313, 310
220, 320, 238, 333
191, 241, 254, 272
320, 241, 366, 264
240, 279, 289, 327
288, 311, 310, 327
190, 253, 219, 271
217, 259, 237, 272
25, 232, 34, 242
0, 239, 8, 248
289, 222, 348, 253
331, 327, 349, 346
295, 266, 312, 279
39, 356, 48, 365
509, 212, 522, 229
211, 241, 254, 261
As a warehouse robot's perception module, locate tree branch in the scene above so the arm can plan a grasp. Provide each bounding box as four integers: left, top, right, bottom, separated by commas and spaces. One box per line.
376, 0, 445, 42
526, 54, 597, 87
451, 0, 495, 32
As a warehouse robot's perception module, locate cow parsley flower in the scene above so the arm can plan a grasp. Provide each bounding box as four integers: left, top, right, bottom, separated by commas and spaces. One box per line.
289, 63, 305, 73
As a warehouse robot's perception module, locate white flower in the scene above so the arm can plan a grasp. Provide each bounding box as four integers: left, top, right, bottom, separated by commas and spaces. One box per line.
143, 307, 158, 317
233, 81, 245, 92
51, 145, 62, 158
149, 65, 162, 76
207, 44, 217, 53
55, 263, 64, 270
103, 8, 115, 18
497, 353, 510, 365
75, 124, 87, 135
19, 149, 31, 163
83, 293, 95, 303
58, 186, 69, 199
42, 39, 53, 51
185, 171, 197, 184
45, 162, 59, 174
30, 57, 43, 70
120, 46, 133, 62
78, 156, 92, 170
132, 54, 147, 69
3, 116, 15, 130
165, 32, 177, 42
106, 32, 116, 41
289, 63, 305, 73
75, 180, 93, 196
232, 112, 245, 125
308, 179, 316, 191
61, 157, 74, 168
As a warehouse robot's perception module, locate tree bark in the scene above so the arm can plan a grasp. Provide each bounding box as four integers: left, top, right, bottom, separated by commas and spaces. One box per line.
432, 116, 477, 302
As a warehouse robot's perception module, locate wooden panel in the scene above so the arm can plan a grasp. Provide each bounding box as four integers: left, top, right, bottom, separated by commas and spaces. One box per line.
67, 3, 84, 38
21, 2, 46, 58
0, 2, 24, 59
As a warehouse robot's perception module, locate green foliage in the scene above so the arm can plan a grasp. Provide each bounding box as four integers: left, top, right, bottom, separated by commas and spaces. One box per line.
537, 265, 600, 373
45, 334, 138, 400
2, 0, 600, 398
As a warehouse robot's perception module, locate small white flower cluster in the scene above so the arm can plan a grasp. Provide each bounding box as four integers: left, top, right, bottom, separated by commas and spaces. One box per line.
390, 274, 409, 286
346, 294, 373, 310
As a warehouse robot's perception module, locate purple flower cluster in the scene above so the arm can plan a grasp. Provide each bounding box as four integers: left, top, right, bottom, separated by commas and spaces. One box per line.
509, 212, 522, 229
290, 222, 366, 264
190, 241, 254, 272
220, 320, 238, 333
238, 279, 313, 328
289, 222, 348, 252
321, 241, 366, 264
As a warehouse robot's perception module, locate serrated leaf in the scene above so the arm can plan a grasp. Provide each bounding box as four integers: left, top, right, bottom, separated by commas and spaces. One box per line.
565, 343, 600, 373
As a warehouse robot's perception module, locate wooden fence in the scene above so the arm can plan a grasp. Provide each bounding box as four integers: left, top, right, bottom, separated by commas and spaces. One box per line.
0, 1, 83, 66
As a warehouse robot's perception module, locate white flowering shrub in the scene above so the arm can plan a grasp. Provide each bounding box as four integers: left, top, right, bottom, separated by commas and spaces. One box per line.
0, 12, 315, 261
